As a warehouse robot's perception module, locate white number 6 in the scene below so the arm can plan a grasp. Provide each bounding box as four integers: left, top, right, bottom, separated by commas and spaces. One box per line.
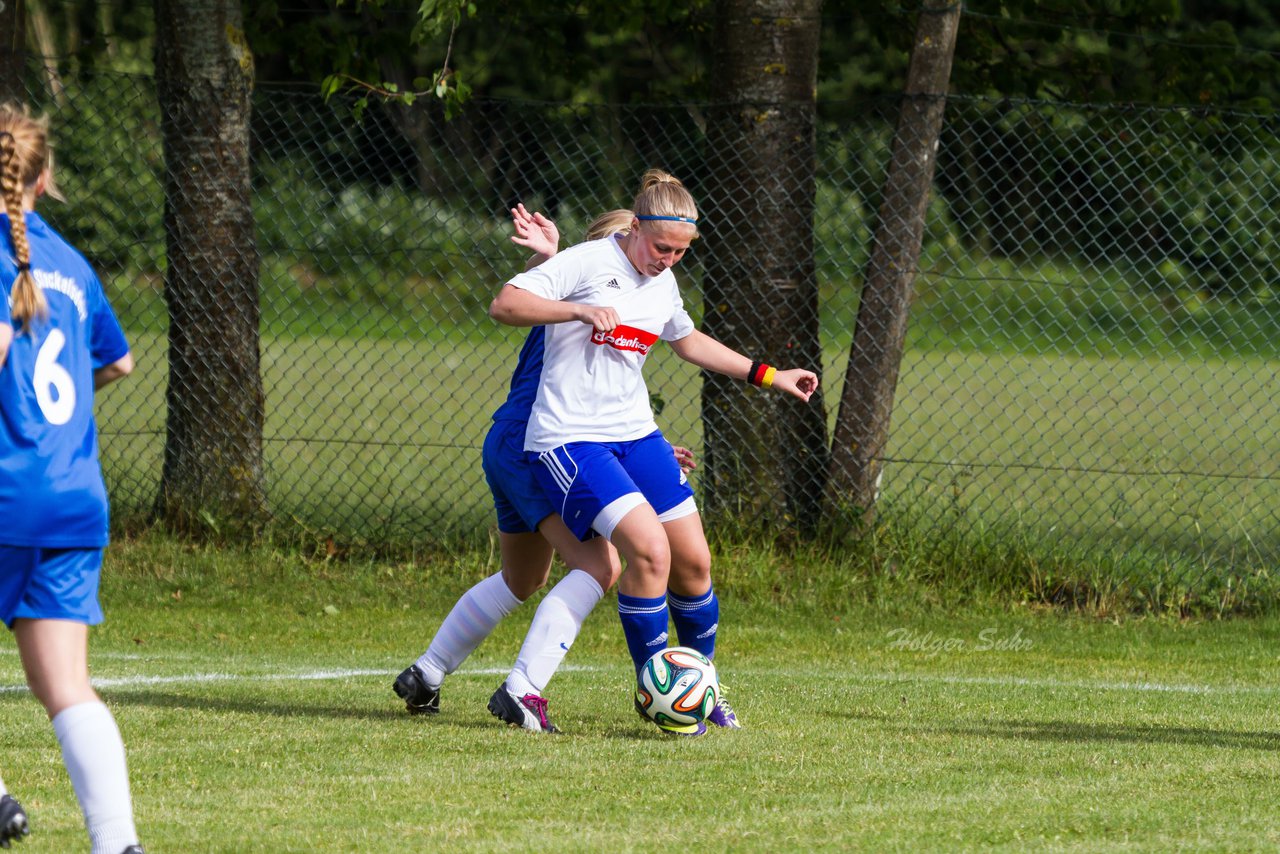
34, 329, 75, 425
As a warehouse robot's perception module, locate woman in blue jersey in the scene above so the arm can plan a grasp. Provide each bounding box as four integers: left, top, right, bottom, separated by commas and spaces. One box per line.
394, 208, 705, 734
0, 106, 144, 854
490, 170, 819, 736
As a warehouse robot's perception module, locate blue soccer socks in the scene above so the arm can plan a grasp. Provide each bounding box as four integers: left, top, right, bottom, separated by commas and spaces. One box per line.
617, 592, 670, 673
668, 586, 719, 659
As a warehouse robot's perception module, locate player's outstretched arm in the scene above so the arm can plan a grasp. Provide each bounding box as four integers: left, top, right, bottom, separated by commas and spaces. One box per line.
490, 284, 621, 332
669, 330, 818, 403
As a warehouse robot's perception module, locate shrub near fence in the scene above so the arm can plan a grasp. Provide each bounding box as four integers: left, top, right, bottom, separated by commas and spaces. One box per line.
21, 66, 1280, 602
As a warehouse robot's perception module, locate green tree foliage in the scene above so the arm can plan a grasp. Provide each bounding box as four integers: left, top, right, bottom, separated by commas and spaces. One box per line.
950, 0, 1279, 108
18, 1, 1280, 109
246, 0, 713, 111
818, 0, 1279, 109
30, 0, 154, 73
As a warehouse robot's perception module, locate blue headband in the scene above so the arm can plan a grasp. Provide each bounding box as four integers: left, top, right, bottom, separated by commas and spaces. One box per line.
636, 214, 698, 224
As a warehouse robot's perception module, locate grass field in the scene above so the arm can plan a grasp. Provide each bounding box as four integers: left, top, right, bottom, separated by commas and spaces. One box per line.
2, 537, 1279, 851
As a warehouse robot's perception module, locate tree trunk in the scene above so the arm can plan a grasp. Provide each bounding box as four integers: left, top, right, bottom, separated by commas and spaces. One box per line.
701, 0, 829, 535
63, 1, 81, 56
154, 0, 266, 535
826, 0, 961, 528
0, 3, 26, 103
26, 0, 65, 104
375, 53, 448, 196
957, 118, 991, 254
98, 0, 117, 59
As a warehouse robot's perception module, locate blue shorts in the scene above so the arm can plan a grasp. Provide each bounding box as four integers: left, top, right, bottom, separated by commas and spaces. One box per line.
483, 419, 555, 535
530, 430, 695, 540
0, 546, 105, 629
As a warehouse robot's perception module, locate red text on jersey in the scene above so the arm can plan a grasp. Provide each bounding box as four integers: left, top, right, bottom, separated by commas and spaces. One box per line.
590, 325, 658, 355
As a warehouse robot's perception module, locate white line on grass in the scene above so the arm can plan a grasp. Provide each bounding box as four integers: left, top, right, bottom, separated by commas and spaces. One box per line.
0, 648, 202, 661
861, 671, 1280, 696
0, 664, 1277, 697
0, 664, 597, 694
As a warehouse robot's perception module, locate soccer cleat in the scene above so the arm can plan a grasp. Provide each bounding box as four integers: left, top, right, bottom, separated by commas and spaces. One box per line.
706, 691, 742, 729
634, 695, 707, 737
120, 847, 145, 854
487, 682, 559, 733
0, 794, 29, 849
392, 665, 440, 715
655, 719, 707, 737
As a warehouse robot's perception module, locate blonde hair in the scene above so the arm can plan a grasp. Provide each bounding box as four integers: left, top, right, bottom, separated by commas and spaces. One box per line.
585, 209, 633, 241
0, 103, 62, 330
631, 169, 698, 237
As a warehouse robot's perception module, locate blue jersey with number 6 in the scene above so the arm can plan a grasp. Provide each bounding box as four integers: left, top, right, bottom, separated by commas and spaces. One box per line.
0, 212, 129, 547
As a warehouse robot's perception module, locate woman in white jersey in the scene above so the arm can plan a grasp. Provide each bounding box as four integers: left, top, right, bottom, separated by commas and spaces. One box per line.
490, 170, 818, 736
394, 207, 712, 735
0, 105, 145, 854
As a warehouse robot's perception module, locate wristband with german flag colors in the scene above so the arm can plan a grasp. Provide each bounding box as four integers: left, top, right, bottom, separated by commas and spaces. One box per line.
747, 361, 776, 388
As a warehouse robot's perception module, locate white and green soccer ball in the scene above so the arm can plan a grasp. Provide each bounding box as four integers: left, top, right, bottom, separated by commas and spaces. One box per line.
635, 646, 719, 728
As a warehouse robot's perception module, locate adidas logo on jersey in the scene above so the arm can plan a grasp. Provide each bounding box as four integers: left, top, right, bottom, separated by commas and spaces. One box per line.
605, 278, 621, 289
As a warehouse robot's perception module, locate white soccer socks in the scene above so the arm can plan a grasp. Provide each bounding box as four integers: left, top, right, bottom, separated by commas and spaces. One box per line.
52, 700, 139, 854
505, 569, 604, 697
416, 570, 523, 686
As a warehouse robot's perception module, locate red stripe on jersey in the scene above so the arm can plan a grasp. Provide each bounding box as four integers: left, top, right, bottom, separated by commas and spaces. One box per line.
590, 325, 659, 355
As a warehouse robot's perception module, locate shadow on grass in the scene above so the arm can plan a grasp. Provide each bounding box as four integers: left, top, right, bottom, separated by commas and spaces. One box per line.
939, 717, 1280, 752
102, 690, 676, 741
97, 688, 504, 731
838, 708, 1280, 751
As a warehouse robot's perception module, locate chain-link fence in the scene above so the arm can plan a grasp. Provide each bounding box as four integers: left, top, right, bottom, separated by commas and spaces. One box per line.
17, 65, 1279, 591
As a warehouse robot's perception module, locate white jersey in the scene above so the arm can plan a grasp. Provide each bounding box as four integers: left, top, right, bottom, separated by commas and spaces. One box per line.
507, 234, 695, 453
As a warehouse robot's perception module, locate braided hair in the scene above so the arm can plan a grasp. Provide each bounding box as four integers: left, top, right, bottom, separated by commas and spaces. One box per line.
0, 103, 58, 330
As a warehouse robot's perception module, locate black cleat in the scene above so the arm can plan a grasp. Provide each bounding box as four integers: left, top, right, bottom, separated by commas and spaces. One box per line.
120, 847, 145, 854
0, 795, 29, 849
393, 665, 440, 715
487, 682, 559, 733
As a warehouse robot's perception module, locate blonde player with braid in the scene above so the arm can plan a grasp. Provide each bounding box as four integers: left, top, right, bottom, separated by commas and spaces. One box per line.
0, 104, 144, 854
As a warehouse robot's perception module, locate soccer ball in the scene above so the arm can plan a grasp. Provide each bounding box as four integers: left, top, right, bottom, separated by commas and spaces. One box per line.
635, 646, 719, 728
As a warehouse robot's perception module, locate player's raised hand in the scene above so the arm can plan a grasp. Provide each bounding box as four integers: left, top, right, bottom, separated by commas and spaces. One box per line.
511, 203, 559, 260
771, 368, 819, 403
